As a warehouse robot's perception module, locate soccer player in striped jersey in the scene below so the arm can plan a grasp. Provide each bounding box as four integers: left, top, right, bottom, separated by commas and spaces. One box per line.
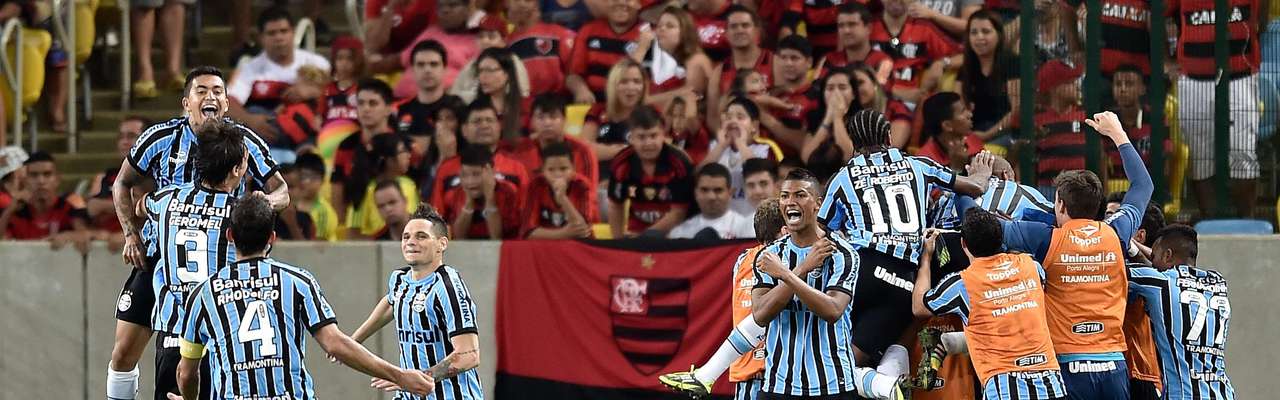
349, 205, 484, 400
911, 210, 1067, 400
108, 65, 292, 400
169, 194, 434, 400
976, 156, 1053, 221
142, 121, 250, 399
817, 109, 993, 388
753, 169, 905, 399
1128, 225, 1236, 400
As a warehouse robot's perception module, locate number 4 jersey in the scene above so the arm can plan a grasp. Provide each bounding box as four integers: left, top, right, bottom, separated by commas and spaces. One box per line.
1128, 265, 1235, 400
145, 183, 238, 334
820, 148, 958, 263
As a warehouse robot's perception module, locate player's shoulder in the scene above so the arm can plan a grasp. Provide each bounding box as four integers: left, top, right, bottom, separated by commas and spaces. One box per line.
437, 265, 469, 284
134, 118, 186, 147
269, 258, 321, 284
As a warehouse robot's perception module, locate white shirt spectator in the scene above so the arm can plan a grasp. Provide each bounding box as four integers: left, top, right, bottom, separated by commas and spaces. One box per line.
228, 50, 331, 110
668, 209, 755, 239
708, 138, 782, 217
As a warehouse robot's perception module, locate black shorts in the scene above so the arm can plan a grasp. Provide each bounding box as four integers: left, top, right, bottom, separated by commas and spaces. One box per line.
115, 255, 159, 326
849, 247, 918, 359
154, 333, 211, 400
1129, 378, 1160, 400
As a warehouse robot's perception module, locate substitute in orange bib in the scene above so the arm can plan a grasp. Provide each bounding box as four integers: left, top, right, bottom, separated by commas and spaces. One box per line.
913, 211, 1066, 400
957, 111, 1152, 400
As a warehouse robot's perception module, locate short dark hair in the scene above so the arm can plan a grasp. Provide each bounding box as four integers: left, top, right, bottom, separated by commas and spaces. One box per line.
696, 163, 732, 186
532, 93, 568, 115
846, 109, 891, 148
1053, 170, 1104, 219
294, 152, 326, 176
193, 121, 246, 185
627, 106, 664, 130
229, 194, 276, 254
837, 2, 872, 23
370, 133, 407, 174
777, 35, 813, 59
1113, 64, 1145, 80
783, 168, 822, 196
539, 141, 574, 162
754, 198, 784, 243
725, 96, 761, 121
1139, 202, 1166, 247
374, 179, 405, 198
122, 115, 152, 127
1106, 191, 1126, 205
357, 78, 394, 104
921, 92, 963, 137
460, 144, 494, 167
257, 6, 293, 32
462, 96, 498, 123
25, 151, 54, 164
725, 4, 757, 25
743, 158, 779, 181
1152, 224, 1198, 260
410, 203, 451, 238
183, 66, 225, 95
410, 39, 448, 66
962, 209, 1004, 257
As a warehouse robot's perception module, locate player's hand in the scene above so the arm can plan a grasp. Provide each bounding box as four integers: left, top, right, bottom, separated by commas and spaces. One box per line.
796, 238, 833, 275
122, 233, 147, 269
756, 251, 791, 280
922, 228, 941, 258
907, 2, 939, 20
166, 392, 184, 400
1083, 111, 1130, 146
966, 150, 994, 180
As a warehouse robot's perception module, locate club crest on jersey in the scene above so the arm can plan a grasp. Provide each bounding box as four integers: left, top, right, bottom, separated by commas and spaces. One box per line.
609, 275, 689, 375
169, 150, 188, 165
411, 292, 428, 313
535, 38, 552, 55
117, 293, 133, 312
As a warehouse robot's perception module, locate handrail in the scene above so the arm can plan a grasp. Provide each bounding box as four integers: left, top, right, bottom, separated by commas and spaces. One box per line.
0, 18, 22, 148
51, 0, 78, 152
294, 17, 316, 53
120, 0, 130, 110
345, 0, 363, 41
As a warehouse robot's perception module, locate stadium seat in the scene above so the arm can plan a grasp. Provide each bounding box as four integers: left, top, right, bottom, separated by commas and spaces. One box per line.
0, 26, 51, 125
74, 0, 98, 63
1193, 219, 1275, 235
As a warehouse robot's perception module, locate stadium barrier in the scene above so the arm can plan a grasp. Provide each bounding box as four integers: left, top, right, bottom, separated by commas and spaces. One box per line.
0, 237, 1275, 399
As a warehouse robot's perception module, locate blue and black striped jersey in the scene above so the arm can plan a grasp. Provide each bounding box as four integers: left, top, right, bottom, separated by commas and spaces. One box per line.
386, 265, 484, 400
144, 183, 237, 334
819, 148, 958, 263
181, 257, 336, 400
1128, 265, 1235, 400
752, 233, 859, 396
977, 177, 1053, 221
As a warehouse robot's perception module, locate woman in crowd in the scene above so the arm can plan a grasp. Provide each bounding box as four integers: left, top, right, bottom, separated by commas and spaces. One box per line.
801, 67, 858, 179
454, 48, 530, 143
633, 6, 715, 108
957, 9, 1018, 145
582, 59, 653, 166
412, 96, 467, 201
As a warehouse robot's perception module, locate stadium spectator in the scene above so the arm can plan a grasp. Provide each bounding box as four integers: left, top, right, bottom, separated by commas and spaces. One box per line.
737, 158, 779, 217
227, 7, 332, 155
370, 179, 414, 240
289, 153, 341, 241
685, 0, 732, 62
911, 0, 984, 39
566, 0, 647, 104
699, 97, 783, 209
1007, 0, 1082, 66
523, 142, 597, 239
415, 96, 467, 201
608, 107, 694, 237
270, 65, 329, 160
820, 3, 893, 83
634, 6, 714, 107
395, 0, 483, 98
347, 134, 420, 240
583, 60, 652, 166
0, 146, 28, 227
669, 163, 754, 239
273, 164, 318, 241
847, 65, 910, 153
542, 0, 597, 31
430, 97, 530, 209
801, 66, 857, 179
1, 152, 89, 246
763, 35, 817, 157
1066, 0, 1151, 77
1107, 64, 1165, 180
778, 0, 841, 56
129, 0, 190, 98
917, 91, 983, 168
364, 0, 437, 74
958, 10, 1017, 144
708, 6, 774, 113
86, 116, 147, 236
872, 0, 961, 109
513, 94, 600, 183
395, 40, 462, 159
451, 48, 530, 143
332, 78, 398, 217
318, 36, 365, 127
507, 0, 576, 97
1033, 60, 1086, 191
1171, 0, 1263, 217
442, 144, 523, 239
667, 93, 711, 164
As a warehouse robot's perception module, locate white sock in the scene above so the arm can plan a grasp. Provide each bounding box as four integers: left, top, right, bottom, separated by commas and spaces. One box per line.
941, 332, 968, 355
876, 344, 909, 378
106, 362, 140, 400
693, 316, 767, 383
853, 366, 898, 399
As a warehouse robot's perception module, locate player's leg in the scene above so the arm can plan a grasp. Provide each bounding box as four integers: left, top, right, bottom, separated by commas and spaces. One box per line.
108, 268, 156, 400
660, 315, 767, 397
917, 328, 969, 389
1128, 378, 1159, 400
849, 248, 916, 400
153, 333, 213, 400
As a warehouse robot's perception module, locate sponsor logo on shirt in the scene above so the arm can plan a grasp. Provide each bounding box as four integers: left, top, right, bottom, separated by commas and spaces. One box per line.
1067, 360, 1117, 373
1072, 321, 1105, 335
1015, 353, 1049, 367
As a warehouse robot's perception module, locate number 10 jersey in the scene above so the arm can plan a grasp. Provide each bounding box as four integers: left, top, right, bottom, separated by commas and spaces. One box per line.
145, 183, 238, 334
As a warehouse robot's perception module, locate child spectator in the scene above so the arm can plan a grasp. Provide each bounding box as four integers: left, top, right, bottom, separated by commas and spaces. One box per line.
318, 36, 365, 127
273, 164, 317, 240
370, 179, 413, 240
1034, 60, 1087, 190
415, 96, 467, 201
290, 153, 341, 241
737, 158, 780, 218
86, 116, 146, 237
1107, 64, 1167, 180
442, 144, 524, 239
272, 65, 329, 158
608, 107, 694, 238
346, 133, 420, 239
513, 94, 599, 183
666, 94, 710, 165
0, 146, 28, 227
699, 97, 783, 209
668, 163, 755, 239
430, 97, 530, 209
523, 142, 597, 239
331, 78, 398, 217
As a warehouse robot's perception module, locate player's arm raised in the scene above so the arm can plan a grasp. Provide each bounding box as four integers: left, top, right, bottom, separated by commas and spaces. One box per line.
313, 324, 435, 395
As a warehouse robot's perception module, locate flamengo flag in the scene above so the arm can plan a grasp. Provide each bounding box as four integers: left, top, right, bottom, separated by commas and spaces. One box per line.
495, 239, 753, 399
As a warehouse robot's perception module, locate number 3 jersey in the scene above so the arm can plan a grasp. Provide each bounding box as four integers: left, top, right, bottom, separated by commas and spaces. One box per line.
1128, 265, 1235, 400
145, 183, 238, 334
386, 265, 483, 400
820, 148, 959, 263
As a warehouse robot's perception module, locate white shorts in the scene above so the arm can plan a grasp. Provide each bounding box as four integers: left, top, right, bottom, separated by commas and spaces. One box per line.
1178, 74, 1261, 180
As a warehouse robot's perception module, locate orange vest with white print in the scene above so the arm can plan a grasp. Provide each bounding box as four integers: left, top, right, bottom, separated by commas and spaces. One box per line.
1042, 219, 1129, 356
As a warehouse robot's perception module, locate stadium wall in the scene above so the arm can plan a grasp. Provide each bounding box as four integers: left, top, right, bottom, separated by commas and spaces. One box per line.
0, 237, 1273, 400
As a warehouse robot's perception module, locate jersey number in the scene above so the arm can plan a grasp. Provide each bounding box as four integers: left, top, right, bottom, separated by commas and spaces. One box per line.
1180, 291, 1230, 346
862, 183, 920, 233
175, 229, 209, 282
238, 300, 279, 357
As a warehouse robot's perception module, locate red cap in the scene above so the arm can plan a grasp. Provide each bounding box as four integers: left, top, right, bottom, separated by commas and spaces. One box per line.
1037, 60, 1082, 93
330, 35, 364, 60
476, 15, 509, 38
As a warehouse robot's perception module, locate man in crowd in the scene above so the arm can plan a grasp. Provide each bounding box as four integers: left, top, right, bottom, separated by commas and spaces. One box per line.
608, 107, 694, 238
1, 151, 89, 242
430, 98, 530, 210
669, 163, 755, 239
396, 0, 484, 98
364, 0, 436, 74
567, 0, 646, 103
396, 40, 462, 139
507, 0, 577, 96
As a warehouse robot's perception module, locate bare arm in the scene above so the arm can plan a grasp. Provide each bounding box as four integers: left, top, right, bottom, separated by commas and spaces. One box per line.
362, 6, 397, 53
608, 199, 626, 238
802, 124, 832, 163
911, 236, 937, 319
425, 333, 481, 380
645, 206, 687, 234
261, 172, 291, 211
566, 75, 596, 104
758, 112, 806, 153
452, 202, 479, 240
229, 100, 279, 141
171, 357, 201, 400
951, 151, 994, 196
313, 324, 430, 393
112, 161, 151, 268
350, 297, 394, 343
705, 64, 725, 129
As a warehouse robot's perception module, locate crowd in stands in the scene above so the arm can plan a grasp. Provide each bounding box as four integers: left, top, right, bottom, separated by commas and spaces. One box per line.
0, 0, 1274, 243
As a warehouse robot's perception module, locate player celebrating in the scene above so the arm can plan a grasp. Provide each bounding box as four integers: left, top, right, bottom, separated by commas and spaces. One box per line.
167, 194, 434, 400
1129, 225, 1236, 399
349, 204, 484, 400
912, 210, 1068, 400
107, 66, 291, 400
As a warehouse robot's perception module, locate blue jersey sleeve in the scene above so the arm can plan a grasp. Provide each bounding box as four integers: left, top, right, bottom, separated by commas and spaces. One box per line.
1127, 265, 1171, 305
128, 127, 174, 178
239, 125, 279, 188
752, 246, 779, 289
143, 190, 169, 223
296, 271, 337, 333
1002, 220, 1054, 261
818, 170, 851, 233
385, 269, 404, 302
912, 156, 958, 190
824, 239, 859, 295
440, 271, 479, 337
924, 272, 969, 318
181, 287, 210, 345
